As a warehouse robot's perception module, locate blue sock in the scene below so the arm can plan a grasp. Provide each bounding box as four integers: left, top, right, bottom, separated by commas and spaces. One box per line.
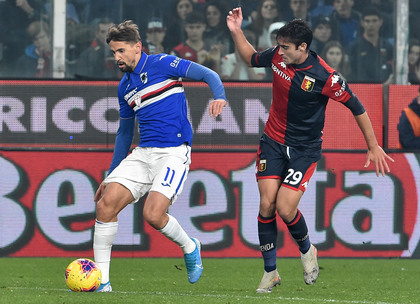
285, 209, 311, 254
258, 213, 277, 273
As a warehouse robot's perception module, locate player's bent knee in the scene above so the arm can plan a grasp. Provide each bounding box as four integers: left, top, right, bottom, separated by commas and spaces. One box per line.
96, 197, 119, 222
143, 208, 167, 230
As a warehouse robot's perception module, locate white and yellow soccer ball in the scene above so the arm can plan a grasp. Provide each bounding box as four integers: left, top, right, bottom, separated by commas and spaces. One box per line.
65, 258, 102, 292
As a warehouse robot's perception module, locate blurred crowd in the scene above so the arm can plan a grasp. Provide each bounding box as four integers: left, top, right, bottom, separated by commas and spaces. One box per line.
0, 0, 419, 84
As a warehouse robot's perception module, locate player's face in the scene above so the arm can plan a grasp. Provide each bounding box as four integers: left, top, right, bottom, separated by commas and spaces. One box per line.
277, 38, 308, 65
109, 40, 141, 73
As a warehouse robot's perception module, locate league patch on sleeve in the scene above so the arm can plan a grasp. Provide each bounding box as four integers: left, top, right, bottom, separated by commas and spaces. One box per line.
301, 75, 315, 92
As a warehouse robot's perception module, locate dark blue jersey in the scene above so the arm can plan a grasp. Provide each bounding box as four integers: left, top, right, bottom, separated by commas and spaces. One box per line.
252, 47, 365, 150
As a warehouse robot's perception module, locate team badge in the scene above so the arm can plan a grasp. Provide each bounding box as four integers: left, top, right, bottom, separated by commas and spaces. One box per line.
301, 75, 315, 92
259, 159, 267, 172
140, 72, 148, 84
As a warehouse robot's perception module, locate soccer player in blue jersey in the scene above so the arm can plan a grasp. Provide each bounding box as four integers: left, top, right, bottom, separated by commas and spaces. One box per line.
93, 20, 227, 292
227, 7, 394, 293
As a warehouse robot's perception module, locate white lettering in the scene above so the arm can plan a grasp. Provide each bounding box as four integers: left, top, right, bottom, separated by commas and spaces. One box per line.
0, 96, 26, 132
0, 157, 28, 249
244, 99, 269, 134
272, 63, 291, 81
169, 170, 229, 245
31, 97, 47, 132
196, 100, 241, 134
52, 97, 85, 133
332, 172, 401, 245
89, 97, 119, 133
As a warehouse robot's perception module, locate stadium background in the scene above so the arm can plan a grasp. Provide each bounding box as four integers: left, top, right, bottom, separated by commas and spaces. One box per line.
1, 80, 419, 258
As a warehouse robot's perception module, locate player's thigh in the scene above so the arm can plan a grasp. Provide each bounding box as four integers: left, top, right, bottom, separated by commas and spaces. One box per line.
275, 186, 304, 222
105, 148, 153, 203
280, 147, 320, 192
258, 178, 281, 217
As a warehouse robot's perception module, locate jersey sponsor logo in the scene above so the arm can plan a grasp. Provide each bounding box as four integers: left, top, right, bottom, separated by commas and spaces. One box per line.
124, 88, 138, 100
271, 63, 291, 81
170, 56, 182, 68
301, 75, 315, 92
280, 62, 287, 70
259, 159, 266, 172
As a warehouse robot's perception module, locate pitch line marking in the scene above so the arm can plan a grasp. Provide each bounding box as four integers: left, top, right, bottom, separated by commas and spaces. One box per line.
5, 286, 407, 304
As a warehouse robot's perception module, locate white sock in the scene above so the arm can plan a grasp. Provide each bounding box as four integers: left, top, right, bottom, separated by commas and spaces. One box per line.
93, 220, 118, 284
159, 214, 195, 254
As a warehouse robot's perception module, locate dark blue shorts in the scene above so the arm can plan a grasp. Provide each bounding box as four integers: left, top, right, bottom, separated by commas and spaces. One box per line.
256, 134, 322, 192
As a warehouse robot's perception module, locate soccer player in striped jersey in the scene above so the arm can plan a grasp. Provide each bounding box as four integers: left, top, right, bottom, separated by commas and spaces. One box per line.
227, 7, 394, 293
93, 20, 227, 292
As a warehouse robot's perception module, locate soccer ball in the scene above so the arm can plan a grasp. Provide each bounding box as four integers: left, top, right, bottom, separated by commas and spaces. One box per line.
65, 258, 102, 292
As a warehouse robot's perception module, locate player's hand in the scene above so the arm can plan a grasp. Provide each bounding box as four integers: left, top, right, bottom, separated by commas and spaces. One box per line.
364, 145, 394, 177
94, 182, 106, 203
227, 7, 243, 32
209, 99, 227, 117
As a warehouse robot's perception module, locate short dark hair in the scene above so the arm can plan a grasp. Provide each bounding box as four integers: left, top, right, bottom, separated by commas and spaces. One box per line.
106, 20, 141, 44
362, 6, 382, 19
276, 19, 312, 50
185, 11, 206, 25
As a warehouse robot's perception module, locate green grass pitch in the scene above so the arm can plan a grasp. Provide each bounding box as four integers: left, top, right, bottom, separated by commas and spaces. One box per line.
0, 257, 419, 304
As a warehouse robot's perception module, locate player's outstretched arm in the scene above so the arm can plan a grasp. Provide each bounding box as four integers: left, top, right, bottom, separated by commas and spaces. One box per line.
227, 7, 256, 66
186, 62, 227, 117
354, 112, 394, 176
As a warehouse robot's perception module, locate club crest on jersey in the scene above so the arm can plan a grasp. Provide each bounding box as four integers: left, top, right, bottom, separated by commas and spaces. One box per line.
140, 72, 148, 84
259, 159, 267, 172
301, 75, 315, 92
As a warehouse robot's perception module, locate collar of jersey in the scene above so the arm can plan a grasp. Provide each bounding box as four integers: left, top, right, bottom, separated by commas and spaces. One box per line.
133, 52, 148, 75
293, 50, 316, 70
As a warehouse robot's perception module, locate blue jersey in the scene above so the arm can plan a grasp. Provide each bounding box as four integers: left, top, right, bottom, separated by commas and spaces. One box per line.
117, 53, 194, 148
252, 47, 365, 150
108, 52, 225, 174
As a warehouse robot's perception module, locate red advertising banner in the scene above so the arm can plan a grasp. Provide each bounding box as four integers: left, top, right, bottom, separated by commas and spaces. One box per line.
0, 150, 418, 258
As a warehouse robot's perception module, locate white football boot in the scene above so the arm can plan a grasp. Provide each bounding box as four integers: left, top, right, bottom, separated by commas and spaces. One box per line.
301, 244, 319, 285
256, 269, 281, 293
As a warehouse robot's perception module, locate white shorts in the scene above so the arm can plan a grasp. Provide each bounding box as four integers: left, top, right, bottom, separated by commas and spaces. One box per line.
104, 144, 191, 204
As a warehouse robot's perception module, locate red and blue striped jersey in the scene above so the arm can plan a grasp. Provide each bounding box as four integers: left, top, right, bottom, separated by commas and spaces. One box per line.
252, 47, 365, 150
